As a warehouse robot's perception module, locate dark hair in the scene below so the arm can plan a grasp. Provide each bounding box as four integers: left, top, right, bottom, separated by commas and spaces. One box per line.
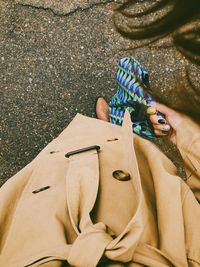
113, 0, 200, 64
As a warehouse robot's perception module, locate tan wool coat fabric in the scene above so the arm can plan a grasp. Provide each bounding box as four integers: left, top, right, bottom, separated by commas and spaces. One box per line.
0, 111, 200, 267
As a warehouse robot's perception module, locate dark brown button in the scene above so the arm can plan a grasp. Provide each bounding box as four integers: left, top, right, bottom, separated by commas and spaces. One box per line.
112, 170, 131, 181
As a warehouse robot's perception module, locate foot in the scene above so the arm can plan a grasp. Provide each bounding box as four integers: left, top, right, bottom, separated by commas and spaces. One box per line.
96, 97, 110, 122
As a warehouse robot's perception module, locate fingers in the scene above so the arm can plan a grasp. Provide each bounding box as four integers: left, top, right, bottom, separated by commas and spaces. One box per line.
149, 114, 166, 125
154, 127, 171, 136
147, 106, 171, 137
154, 124, 170, 131
147, 106, 157, 115
147, 103, 183, 143
152, 121, 171, 137
154, 129, 169, 136
150, 103, 174, 117
153, 103, 184, 130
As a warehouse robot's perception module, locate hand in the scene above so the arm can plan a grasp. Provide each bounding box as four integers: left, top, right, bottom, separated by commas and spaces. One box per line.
147, 103, 185, 144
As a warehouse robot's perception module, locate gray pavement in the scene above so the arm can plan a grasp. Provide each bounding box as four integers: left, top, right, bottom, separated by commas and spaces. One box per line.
1, 0, 199, 185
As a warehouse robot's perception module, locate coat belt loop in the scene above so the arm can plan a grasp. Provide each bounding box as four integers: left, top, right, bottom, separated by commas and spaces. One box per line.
65, 146, 112, 266
66, 146, 100, 234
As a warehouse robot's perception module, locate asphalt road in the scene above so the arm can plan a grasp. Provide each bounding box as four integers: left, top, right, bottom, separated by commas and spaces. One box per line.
1, 0, 199, 184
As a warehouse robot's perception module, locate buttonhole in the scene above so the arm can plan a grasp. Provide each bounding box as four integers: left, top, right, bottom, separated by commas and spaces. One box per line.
50, 151, 59, 154
107, 138, 119, 142
32, 186, 51, 194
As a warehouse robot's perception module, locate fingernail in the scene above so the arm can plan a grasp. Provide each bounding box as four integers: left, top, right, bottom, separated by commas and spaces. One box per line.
158, 119, 166, 124
147, 107, 157, 115
162, 125, 170, 131
162, 130, 169, 135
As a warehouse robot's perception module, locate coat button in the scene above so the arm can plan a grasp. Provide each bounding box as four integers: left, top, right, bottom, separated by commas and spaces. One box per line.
112, 170, 131, 181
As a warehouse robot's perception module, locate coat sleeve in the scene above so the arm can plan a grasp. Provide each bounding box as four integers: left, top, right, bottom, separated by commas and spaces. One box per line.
176, 117, 200, 202
0, 161, 35, 252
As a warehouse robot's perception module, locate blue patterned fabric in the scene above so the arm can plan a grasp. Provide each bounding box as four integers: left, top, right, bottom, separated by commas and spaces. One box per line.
109, 56, 163, 139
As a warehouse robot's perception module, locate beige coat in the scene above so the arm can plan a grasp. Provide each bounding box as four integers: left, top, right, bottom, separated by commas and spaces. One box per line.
0, 111, 199, 267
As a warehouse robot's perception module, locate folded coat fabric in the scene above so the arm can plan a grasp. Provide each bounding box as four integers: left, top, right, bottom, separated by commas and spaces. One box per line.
0, 111, 199, 267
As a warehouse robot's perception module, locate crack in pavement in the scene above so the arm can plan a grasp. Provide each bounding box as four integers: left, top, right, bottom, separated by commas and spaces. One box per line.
15, 0, 124, 16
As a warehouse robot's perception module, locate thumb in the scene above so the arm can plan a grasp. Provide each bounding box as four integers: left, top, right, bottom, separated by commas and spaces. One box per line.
152, 103, 184, 129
